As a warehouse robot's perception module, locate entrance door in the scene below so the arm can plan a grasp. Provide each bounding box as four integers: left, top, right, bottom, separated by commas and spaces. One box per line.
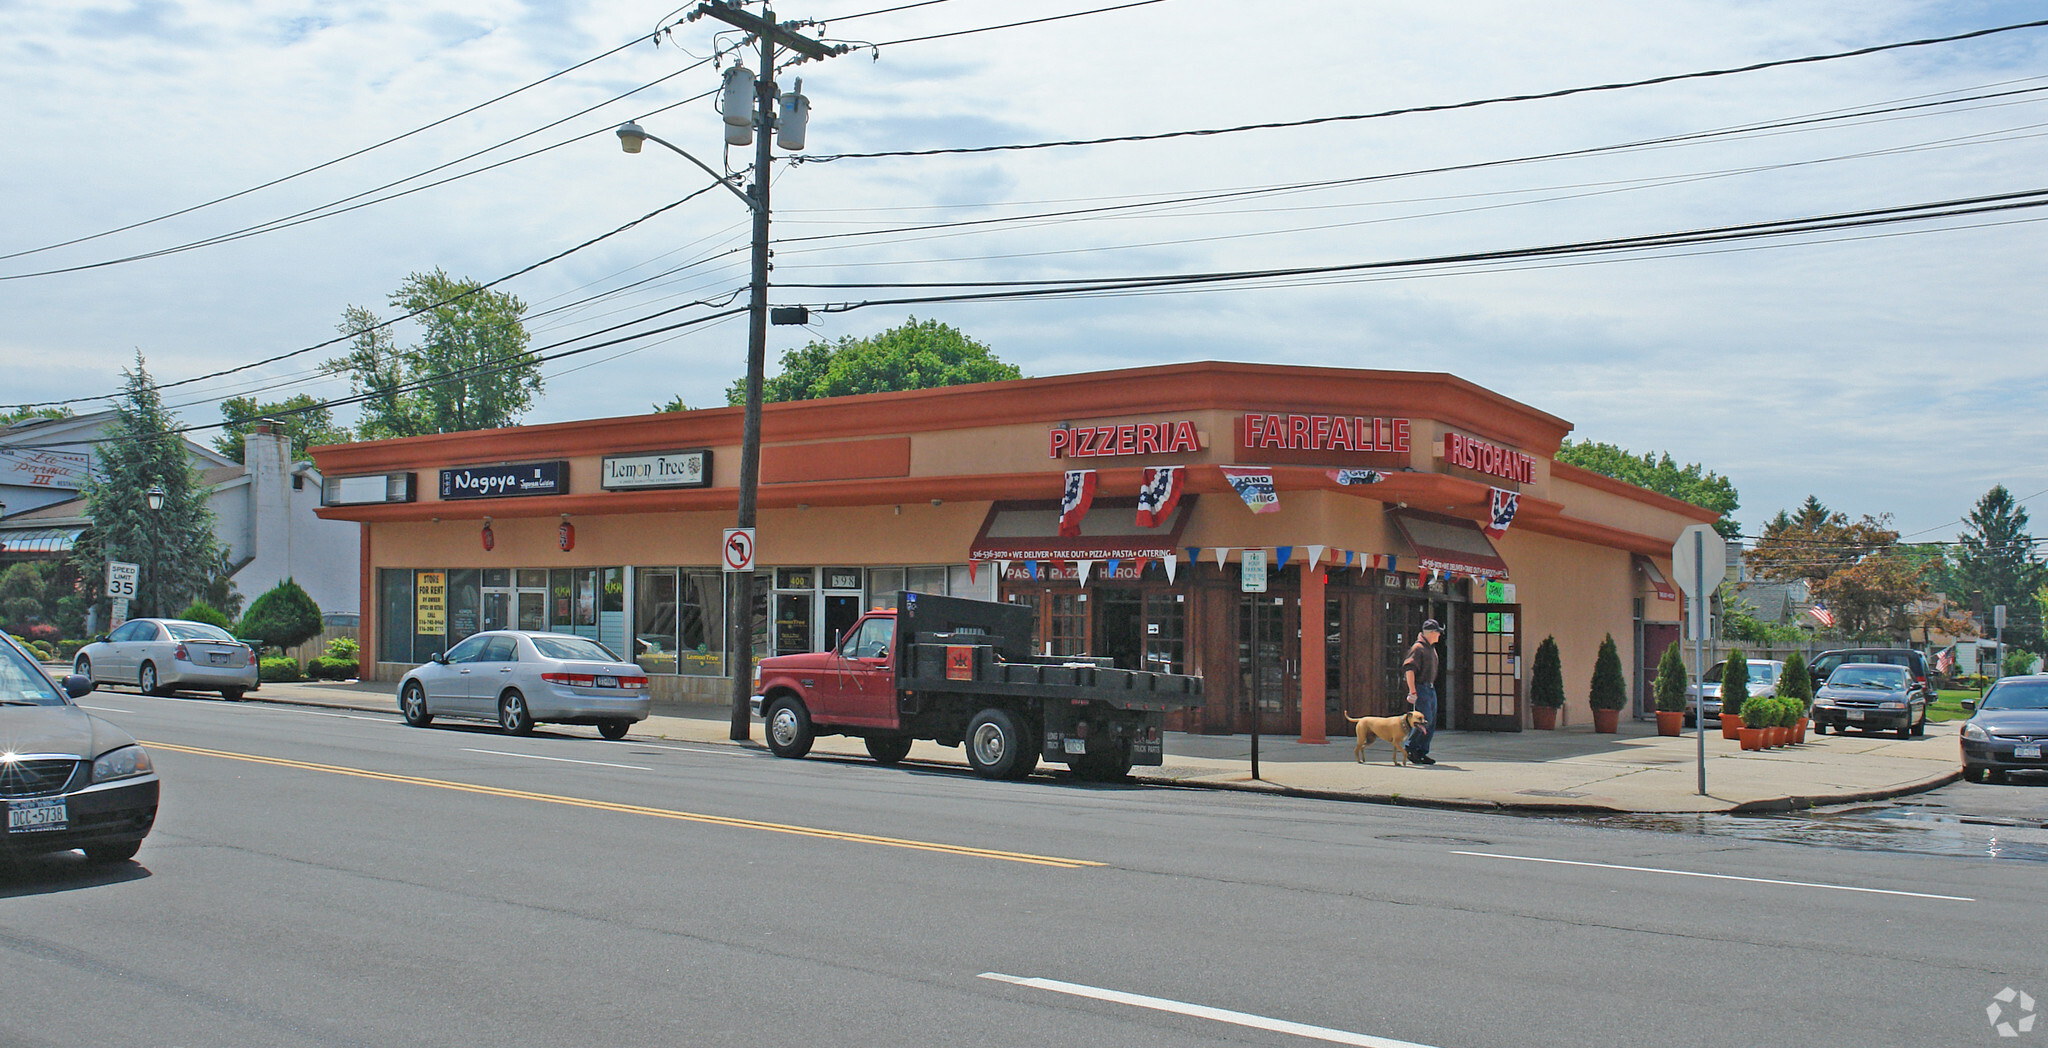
1639, 622, 1681, 716
482, 590, 513, 632
1465, 602, 1522, 732
1238, 595, 1299, 736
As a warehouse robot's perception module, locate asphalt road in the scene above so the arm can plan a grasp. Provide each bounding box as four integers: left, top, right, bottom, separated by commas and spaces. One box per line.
4, 691, 2042, 1048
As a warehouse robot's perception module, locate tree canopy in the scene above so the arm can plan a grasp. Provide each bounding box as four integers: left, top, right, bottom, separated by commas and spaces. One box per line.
1747, 496, 1934, 641
1554, 439, 1740, 537
213, 394, 352, 463
325, 270, 539, 438
0, 405, 73, 426
1955, 485, 2047, 649
727, 317, 1023, 404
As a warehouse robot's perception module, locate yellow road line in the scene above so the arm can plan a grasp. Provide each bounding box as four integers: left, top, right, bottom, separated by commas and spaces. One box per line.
143, 740, 1102, 869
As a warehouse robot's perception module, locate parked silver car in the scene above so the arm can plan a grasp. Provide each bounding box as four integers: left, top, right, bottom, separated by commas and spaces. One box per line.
395, 631, 651, 739
73, 618, 260, 701
1685, 658, 1785, 723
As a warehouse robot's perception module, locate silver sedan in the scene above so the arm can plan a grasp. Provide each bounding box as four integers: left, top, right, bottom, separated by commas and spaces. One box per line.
73, 618, 260, 700
395, 631, 651, 739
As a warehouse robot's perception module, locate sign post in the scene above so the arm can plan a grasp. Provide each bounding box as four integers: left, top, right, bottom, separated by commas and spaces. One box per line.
1241, 550, 1268, 780
1671, 524, 1726, 796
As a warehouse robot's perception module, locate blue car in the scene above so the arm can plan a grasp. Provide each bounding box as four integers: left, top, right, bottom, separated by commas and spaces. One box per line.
1959, 675, 2048, 784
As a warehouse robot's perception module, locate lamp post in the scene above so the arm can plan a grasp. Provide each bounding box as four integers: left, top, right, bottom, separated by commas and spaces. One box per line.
145, 483, 165, 619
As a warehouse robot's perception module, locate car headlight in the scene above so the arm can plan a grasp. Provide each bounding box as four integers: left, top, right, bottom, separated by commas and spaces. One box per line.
1961, 723, 1990, 742
1813, 696, 1834, 707
93, 745, 154, 783
1880, 701, 1905, 710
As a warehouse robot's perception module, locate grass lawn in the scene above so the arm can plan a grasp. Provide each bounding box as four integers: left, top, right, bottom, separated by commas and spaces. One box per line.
1932, 688, 1983, 722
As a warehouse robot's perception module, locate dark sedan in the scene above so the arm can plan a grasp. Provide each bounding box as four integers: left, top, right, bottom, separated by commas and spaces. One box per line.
1960, 675, 2048, 784
1, 632, 160, 863
1809, 662, 1926, 739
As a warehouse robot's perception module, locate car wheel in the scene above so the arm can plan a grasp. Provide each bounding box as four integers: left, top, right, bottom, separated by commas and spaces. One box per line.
1813, 722, 1827, 735
1895, 719, 1912, 741
598, 718, 630, 741
73, 655, 92, 683
1987, 768, 2010, 785
400, 682, 433, 727
965, 708, 1032, 780
1912, 710, 1926, 737
139, 662, 168, 697
498, 690, 535, 735
1964, 765, 1987, 784
83, 840, 142, 863
765, 697, 814, 758
219, 687, 246, 702
864, 734, 913, 765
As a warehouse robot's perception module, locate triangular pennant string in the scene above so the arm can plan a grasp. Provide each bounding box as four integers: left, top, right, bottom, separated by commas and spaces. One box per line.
1163, 550, 1178, 584
1215, 547, 1231, 568
1308, 545, 1324, 571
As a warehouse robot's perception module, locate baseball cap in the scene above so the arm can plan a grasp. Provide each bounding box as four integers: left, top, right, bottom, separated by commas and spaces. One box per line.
1421, 619, 1443, 633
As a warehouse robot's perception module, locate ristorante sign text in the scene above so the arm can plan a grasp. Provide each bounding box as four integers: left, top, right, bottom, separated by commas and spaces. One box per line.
1441, 432, 1536, 484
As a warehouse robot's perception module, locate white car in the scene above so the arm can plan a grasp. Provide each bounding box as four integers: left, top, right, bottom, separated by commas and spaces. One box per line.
1686, 658, 1785, 723
396, 631, 651, 739
74, 618, 260, 701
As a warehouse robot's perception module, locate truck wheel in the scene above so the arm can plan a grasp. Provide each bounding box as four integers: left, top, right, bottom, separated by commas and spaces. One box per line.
766, 697, 815, 759
965, 708, 1030, 780
865, 735, 913, 766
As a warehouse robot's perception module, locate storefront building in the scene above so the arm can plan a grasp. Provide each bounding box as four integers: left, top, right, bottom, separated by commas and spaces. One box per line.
312, 362, 1704, 741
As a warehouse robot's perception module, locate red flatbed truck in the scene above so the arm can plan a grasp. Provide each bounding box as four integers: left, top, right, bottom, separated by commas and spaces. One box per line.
749, 591, 1205, 780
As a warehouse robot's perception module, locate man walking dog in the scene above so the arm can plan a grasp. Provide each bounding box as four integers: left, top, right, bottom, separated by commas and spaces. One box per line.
1404, 620, 1443, 765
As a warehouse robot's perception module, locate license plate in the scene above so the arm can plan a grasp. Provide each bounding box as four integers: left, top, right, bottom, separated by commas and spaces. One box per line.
2018, 743, 2043, 760
596, 676, 617, 689
209, 652, 229, 665
6, 796, 68, 833
1846, 710, 1865, 721
1063, 738, 1087, 754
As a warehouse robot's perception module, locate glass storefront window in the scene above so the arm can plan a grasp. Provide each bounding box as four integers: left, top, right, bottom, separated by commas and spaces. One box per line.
447, 569, 481, 645
550, 569, 572, 629
868, 567, 905, 609
1142, 591, 1185, 674
907, 566, 948, 594
378, 569, 412, 666
633, 568, 679, 675
679, 570, 724, 676
517, 569, 547, 590
483, 568, 511, 588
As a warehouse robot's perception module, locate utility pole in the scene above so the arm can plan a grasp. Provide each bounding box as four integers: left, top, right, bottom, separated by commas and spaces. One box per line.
689, 2, 846, 740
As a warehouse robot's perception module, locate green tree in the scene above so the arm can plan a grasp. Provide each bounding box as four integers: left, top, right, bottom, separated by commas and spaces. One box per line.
1555, 439, 1740, 537
1955, 485, 2048, 651
652, 395, 690, 413
1530, 636, 1565, 709
1781, 651, 1813, 708
213, 395, 352, 463
238, 578, 324, 652
1721, 647, 1751, 720
177, 601, 234, 632
1588, 633, 1628, 710
70, 354, 223, 621
1653, 642, 1689, 712
728, 317, 1023, 404
0, 562, 55, 633
325, 270, 538, 438
0, 405, 74, 426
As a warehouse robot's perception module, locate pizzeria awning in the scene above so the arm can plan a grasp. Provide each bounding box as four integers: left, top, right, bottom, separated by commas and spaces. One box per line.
1634, 555, 1678, 601
1389, 511, 1509, 579
969, 496, 1194, 561
0, 528, 82, 557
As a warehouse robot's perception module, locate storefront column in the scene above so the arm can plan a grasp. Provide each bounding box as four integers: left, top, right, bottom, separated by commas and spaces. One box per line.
1299, 566, 1327, 744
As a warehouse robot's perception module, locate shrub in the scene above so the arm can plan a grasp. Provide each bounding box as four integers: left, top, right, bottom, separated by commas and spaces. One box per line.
25, 623, 58, 643
1956, 673, 1991, 691
239, 579, 323, 653
1780, 651, 1813, 711
259, 656, 304, 683
57, 639, 85, 659
306, 656, 359, 681
324, 636, 361, 660
2003, 648, 2039, 677
1654, 644, 1689, 712
178, 601, 234, 632
1530, 636, 1566, 709
1721, 648, 1751, 719
1589, 634, 1628, 710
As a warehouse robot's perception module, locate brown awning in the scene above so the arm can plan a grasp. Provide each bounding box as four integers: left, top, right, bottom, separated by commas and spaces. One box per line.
1634, 555, 1678, 601
1389, 511, 1509, 579
969, 496, 1194, 561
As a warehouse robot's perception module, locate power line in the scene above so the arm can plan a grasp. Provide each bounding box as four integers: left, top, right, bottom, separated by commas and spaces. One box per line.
0, 32, 656, 265
861, 0, 1171, 47
796, 17, 2048, 163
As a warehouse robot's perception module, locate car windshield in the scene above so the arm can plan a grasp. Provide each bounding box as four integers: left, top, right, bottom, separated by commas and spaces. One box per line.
0, 637, 66, 706
1828, 666, 1907, 689
530, 636, 623, 663
166, 621, 237, 642
1982, 681, 2048, 711
1704, 662, 1724, 683
1749, 663, 1778, 684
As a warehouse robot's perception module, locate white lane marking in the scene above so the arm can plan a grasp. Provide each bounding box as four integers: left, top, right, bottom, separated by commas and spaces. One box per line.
1451, 851, 1975, 902
461, 748, 651, 771
76, 704, 132, 714
978, 973, 1442, 1047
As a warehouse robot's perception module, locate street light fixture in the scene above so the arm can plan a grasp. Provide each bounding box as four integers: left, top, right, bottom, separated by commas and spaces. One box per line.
144, 483, 165, 618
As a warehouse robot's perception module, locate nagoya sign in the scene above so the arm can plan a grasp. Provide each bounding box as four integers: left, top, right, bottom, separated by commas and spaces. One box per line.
602, 449, 712, 490
439, 461, 568, 500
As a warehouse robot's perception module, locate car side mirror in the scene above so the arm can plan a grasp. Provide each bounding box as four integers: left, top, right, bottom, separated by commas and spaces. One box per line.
431, 652, 448, 665
64, 674, 94, 698
1962, 699, 1976, 713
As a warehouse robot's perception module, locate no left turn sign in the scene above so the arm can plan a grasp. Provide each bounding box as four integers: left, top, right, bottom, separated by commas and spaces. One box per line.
722, 528, 756, 572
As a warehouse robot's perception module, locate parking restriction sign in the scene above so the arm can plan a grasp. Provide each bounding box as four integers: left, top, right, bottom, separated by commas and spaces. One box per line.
722, 528, 756, 572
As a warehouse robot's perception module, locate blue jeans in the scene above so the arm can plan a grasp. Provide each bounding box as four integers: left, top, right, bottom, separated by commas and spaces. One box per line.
1408, 684, 1436, 757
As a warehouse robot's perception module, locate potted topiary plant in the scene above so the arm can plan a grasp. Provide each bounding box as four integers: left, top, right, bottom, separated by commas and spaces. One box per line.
1781, 651, 1813, 743
1719, 648, 1751, 741
1653, 643, 1688, 736
1588, 633, 1628, 733
1530, 636, 1565, 729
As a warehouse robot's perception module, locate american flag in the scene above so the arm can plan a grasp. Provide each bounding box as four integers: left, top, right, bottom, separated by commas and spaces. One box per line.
1936, 647, 1955, 674
1808, 601, 1835, 627
1059, 469, 1098, 537
1135, 466, 1183, 528
1485, 487, 1519, 537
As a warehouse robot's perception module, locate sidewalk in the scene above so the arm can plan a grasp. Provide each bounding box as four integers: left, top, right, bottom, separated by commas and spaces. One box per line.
239, 678, 1960, 814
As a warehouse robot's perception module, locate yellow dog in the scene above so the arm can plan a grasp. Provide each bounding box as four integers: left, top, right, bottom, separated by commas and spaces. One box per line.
1345, 710, 1428, 765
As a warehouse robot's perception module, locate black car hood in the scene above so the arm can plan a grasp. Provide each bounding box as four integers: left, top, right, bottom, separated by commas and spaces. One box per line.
1975, 709, 2048, 735
0, 704, 136, 759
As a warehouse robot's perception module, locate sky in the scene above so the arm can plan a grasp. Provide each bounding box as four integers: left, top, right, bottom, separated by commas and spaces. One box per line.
4, 0, 2047, 544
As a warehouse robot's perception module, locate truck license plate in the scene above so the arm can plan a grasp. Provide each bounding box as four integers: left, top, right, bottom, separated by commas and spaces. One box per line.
2018, 743, 2042, 760
1846, 710, 1864, 721
6, 797, 68, 833
1063, 738, 1087, 754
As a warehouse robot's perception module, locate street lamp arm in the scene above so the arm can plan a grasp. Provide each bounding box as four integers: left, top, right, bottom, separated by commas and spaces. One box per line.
617, 122, 755, 210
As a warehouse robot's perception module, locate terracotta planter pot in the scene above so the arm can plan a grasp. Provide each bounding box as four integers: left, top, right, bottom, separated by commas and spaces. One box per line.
1655, 710, 1685, 736
1793, 717, 1808, 744
1592, 708, 1621, 734
1739, 726, 1765, 750
1532, 706, 1559, 730
1768, 726, 1787, 748
1721, 712, 1743, 740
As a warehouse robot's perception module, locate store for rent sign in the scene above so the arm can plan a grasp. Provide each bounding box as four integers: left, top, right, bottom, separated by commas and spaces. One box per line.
416, 572, 446, 633
1440, 431, 1536, 484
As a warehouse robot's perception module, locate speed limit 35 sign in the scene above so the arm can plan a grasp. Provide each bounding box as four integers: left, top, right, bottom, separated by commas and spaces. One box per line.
106, 561, 140, 600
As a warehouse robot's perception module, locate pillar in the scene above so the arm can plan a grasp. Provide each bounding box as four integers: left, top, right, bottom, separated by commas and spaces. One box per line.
1299, 566, 1327, 744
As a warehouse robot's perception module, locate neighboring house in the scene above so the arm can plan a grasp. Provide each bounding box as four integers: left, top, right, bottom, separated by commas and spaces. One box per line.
0, 413, 357, 617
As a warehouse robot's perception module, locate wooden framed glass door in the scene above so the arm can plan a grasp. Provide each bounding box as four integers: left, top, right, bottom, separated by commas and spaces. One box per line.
1238, 594, 1298, 736
1465, 602, 1522, 732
